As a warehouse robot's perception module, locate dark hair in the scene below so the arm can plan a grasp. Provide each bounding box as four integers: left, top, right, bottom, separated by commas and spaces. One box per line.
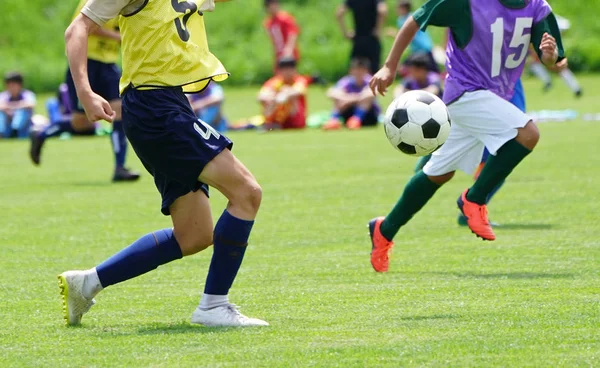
4, 71, 24, 85
264, 0, 278, 7
278, 56, 297, 68
405, 53, 429, 69
398, 0, 411, 11
349, 57, 371, 70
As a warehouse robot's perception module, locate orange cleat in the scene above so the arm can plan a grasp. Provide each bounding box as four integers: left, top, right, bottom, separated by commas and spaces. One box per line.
346, 116, 362, 130
322, 118, 343, 130
457, 190, 496, 241
368, 217, 395, 272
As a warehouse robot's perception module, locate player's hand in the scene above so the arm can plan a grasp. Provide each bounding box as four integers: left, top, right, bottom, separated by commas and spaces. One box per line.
370, 65, 394, 96
540, 32, 558, 65
81, 92, 116, 123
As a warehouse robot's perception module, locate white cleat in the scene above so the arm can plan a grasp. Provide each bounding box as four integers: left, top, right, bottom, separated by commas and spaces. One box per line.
191, 304, 269, 327
57, 271, 96, 326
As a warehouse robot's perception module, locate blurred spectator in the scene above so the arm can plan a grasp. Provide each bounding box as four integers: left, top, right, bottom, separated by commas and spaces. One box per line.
39, 83, 95, 140
258, 57, 309, 130
323, 57, 379, 130
388, 0, 439, 73
188, 82, 228, 133
336, 0, 387, 75
264, 0, 300, 70
0, 72, 36, 139
394, 53, 442, 99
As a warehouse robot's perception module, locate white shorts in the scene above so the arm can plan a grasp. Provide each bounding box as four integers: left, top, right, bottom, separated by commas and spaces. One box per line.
423, 90, 531, 176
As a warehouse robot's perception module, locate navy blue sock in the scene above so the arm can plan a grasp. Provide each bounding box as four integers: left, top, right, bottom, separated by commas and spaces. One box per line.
352, 106, 367, 121
111, 120, 127, 168
331, 110, 342, 120
96, 228, 183, 288
39, 120, 74, 140
204, 211, 253, 295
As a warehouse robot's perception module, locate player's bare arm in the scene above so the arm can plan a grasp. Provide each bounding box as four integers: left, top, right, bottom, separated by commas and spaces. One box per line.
336, 5, 354, 40
370, 16, 419, 96
65, 14, 115, 122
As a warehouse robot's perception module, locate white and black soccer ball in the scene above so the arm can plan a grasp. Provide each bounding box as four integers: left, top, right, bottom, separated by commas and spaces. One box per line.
383, 90, 451, 156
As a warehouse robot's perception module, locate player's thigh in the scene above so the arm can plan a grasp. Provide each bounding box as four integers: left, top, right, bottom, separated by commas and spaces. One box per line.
198, 149, 262, 220
423, 122, 484, 176
169, 189, 214, 256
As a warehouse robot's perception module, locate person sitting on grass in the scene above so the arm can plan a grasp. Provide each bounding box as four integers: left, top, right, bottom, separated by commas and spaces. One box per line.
258, 57, 309, 130
323, 57, 379, 130
0, 72, 36, 139
394, 52, 443, 99
188, 81, 228, 133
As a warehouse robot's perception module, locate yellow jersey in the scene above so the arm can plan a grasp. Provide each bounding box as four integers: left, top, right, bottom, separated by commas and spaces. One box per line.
73, 0, 121, 64
118, 0, 228, 94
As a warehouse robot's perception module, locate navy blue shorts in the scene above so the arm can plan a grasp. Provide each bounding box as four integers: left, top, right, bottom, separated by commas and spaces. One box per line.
122, 87, 233, 215
66, 59, 121, 113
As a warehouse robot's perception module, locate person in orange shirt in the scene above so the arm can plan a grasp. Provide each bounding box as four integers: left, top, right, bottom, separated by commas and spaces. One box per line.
264, 0, 300, 69
258, 58, 309, 130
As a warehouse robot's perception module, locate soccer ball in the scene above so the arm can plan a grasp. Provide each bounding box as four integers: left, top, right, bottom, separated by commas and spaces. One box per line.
383, 90, 451, 156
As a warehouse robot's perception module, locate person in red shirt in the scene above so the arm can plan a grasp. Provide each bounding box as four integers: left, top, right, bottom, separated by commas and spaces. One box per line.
258, 58, 308, 130
264, 0, 300, 69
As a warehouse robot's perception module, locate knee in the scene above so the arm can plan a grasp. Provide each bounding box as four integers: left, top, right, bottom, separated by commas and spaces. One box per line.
239, 179, 262, 215
427, 171, 455, 186
175, 230, 213, 256
516, 121, 540, 150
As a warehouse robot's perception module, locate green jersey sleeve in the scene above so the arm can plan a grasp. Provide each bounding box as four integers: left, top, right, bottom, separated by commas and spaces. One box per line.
531, 13, 566, 63
412, 0, 472, 48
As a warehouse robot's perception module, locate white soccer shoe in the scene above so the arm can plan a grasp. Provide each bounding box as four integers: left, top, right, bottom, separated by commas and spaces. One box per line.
191, 304, 269, 327
57, 271, 96, 326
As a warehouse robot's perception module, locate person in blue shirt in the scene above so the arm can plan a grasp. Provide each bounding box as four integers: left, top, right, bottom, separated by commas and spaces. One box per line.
387, 0, 438, 73
0, 72, 36, 139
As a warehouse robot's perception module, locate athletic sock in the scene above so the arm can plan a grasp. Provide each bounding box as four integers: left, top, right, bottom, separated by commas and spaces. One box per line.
96, 228, 183, 288
467, 139, 531, 205
82, 268, 103, 299
331, 110, 342, 120
380, 171, 441, 241
352, 106, 367, 121
530, 63, 552, 86
559, 69, 581, 93
202, 210, 252, 298
414, 154, 432, 173
111, 120, 127, 168
486, 179, 505, 204
39, 120, 74, 140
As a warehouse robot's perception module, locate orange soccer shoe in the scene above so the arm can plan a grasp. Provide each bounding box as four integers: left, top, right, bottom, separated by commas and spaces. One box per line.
322, 118, 343, 130
457, 190, 496, 241
346, 116, 362, 130
368, 217, 395, 272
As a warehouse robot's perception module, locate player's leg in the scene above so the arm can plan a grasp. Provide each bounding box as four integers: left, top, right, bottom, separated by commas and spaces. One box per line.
558, 68, 582, 97
99, 63, 139, 181
369, 123, 483, 272
530, 61, 552, 91
324, 100, 351, 130
459, 91, 537, 239
0, 111, 9, 138
189, 148, 267, 326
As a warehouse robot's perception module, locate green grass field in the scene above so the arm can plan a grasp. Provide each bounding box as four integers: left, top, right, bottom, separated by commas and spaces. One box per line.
1, 76, 600, 367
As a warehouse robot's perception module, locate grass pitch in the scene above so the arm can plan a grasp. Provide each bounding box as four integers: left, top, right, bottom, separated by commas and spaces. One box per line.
1, 77, 599, 367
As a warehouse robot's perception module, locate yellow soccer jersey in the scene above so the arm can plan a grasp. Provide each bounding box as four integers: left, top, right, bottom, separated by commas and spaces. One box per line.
73, 0, 120, 64
118, 0, 228, 94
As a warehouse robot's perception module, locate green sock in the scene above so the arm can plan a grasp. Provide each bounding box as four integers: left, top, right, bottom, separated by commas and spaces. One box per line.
467, 139, 531, 205
380, 171, 441, 241
414, 154, 432, 173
